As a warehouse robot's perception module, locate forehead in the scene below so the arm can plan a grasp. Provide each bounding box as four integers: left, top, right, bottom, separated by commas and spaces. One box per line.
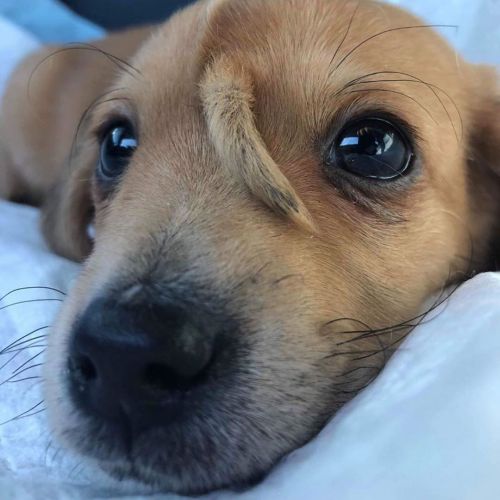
85, 0, 470, 321
92, 0, 466, 230
117, 0, 463, 142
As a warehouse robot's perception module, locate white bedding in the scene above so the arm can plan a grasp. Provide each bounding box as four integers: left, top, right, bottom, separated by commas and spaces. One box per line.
2, 200, 500, 500
0, 2, 499, 499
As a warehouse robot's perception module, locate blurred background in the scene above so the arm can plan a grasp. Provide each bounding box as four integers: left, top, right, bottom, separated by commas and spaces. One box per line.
61, 0, 193, 30
0, 0, 498, 65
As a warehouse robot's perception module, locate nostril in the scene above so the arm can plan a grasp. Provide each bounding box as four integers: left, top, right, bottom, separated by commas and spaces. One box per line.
69, 354, 97, 386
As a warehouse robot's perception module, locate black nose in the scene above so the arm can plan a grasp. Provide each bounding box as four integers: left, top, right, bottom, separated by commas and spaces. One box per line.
67, 296, 216, 427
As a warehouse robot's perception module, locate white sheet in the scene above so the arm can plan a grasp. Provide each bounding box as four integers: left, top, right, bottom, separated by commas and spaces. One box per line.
0, 2, 499, 498
2, 199, 500, 500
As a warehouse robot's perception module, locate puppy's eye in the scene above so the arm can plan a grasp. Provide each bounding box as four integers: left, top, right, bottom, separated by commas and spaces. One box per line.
98, 123, 137, 180
326, 118, 413, 180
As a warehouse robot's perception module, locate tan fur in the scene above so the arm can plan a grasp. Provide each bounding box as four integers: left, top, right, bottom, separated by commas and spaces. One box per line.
0, 0, 498, 494
201, 55, 316, 231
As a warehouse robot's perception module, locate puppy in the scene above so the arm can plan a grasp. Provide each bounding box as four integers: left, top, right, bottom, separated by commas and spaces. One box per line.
0, 0, 498, 494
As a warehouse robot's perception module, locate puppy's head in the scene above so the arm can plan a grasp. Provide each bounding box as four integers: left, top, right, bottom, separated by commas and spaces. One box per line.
43, 0, 499, 494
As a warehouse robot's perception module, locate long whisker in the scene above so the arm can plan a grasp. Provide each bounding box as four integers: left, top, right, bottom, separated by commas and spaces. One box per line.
28, 43, 141, 100
0, 351, 22, 371
337, 71, 463, 140
328, 1, 360, 68
68, 91, 131, 168
5, 376, 42, 385
340, 281, 461, 342
6, 343, 48, 354
0, 298, 63, 312
0, 286, 66, 303
345, 87, 437, 123
0, 326, 50, 354
11, 350, 46, 376
331, 24, 458, 74
9, 362, 44, 379
0, 400, 45, 426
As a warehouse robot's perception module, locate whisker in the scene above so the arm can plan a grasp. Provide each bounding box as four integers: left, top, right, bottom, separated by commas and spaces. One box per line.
0, 400, 45, 426
332, 24, 458, 74
9, 362, 44, 379
0, 286, 66, 303
1, 369, 42, 385
68, 91, 131, 168
335, 382, 372, 395
338, 71, 463, 140
5, 376, 42, 384
11, 350, 45, 376
1, 326, 50, 354
271, 274, 304, 286
0, 350, 22, 371
62, 43, 142, 76
328, 1, 360, 68
0, 298, 62, 312
323, 316, 371, 330
331, 282, 461, 362
322, 349, 381, 360
28, 43, 142, 100
345, 88, 437, 123
7, 343, 48, 354
10, 407, 47, 422
339, 365, 380, 378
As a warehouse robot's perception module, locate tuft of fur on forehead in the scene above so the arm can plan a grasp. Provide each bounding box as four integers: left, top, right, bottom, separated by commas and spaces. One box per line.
200, 55, 316, 232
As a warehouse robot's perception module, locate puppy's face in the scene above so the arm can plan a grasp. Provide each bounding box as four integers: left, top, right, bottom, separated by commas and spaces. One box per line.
44, 0, 499, 494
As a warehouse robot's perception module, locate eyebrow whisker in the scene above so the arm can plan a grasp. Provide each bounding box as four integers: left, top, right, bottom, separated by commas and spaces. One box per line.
338, 70, 463, 140
331, 24, 458, 75
344, 87, 438, 123
28, 42, 142, 101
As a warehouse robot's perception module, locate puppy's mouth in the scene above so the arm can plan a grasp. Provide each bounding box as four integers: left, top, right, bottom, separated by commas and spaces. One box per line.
53, 293, 331, 494
64, 368, 265, 494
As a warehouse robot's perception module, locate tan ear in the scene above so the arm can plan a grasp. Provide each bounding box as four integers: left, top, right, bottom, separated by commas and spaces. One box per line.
0, 28, 151, 261
41, 144, 95, 262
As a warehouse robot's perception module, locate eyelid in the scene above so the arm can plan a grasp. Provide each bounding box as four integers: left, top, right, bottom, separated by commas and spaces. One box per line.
93, 115, 138, 144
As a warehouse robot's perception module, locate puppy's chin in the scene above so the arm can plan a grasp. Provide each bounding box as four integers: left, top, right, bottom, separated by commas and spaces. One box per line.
100, 456, 265, 496
53, 395, 326, 495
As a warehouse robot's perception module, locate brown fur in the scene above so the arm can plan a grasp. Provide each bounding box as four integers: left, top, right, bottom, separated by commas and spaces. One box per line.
0, 0, 498, 494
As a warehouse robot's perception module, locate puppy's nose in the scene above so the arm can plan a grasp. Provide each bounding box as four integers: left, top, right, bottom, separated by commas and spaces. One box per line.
67, 297, 215, 425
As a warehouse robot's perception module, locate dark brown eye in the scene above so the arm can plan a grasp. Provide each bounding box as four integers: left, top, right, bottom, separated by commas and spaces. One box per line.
326, 118, 413, 180
98, 122, 137, 181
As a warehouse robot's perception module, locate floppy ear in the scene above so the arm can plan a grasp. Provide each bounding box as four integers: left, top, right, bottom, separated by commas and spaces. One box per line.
0, 45, 98, 261
0, 28, 151, 261
467, 65, 500, 266
41, 144, 95, 262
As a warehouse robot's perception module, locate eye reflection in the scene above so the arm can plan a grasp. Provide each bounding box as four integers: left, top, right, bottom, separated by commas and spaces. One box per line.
327, 118, 413, 180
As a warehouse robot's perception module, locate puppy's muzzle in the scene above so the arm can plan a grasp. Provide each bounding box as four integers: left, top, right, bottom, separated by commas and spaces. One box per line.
67, 295, 217, 431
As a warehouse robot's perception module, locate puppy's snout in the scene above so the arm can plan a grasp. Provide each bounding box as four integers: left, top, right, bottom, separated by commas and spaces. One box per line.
67, 296, 215, 425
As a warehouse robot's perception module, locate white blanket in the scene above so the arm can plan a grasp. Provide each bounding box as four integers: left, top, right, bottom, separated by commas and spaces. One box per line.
2, 200, 500, 500
0, 3, 499, 499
